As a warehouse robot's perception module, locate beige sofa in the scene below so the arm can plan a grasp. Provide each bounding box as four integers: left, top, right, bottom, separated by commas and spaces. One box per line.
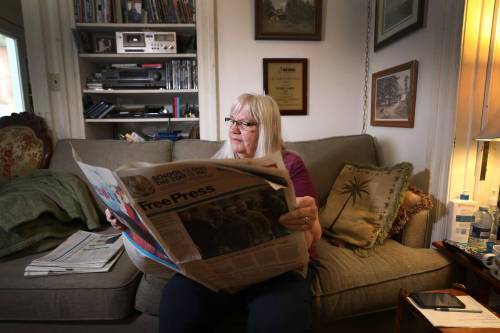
0, 134, 455, 332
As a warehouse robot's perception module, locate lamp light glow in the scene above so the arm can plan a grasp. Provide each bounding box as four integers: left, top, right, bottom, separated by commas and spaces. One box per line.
475, 115, 500, 141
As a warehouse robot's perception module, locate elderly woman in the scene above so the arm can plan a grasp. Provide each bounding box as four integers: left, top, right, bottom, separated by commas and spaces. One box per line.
108, 93, 321, 332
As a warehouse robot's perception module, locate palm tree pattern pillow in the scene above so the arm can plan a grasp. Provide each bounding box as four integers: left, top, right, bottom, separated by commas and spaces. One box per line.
320, 162, 413, 256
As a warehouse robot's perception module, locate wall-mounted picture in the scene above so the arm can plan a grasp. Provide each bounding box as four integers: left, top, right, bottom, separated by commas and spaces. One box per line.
374, 0, 425, 51
93, 35, 115, 53
371, 60, 418, 128
263, 58, 308, 115
255, 0, 322, 40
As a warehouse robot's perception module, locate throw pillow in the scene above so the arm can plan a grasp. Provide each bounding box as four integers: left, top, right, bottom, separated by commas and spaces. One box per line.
389, 186, 433, 238
320, 162, 413, 256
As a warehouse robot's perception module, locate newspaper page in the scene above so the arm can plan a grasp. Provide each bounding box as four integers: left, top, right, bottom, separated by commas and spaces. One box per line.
25, 231, 123, 277
72, 148, 309, 292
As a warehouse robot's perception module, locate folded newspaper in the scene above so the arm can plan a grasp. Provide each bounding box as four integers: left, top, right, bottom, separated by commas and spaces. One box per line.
25, 230, 123, 277
72, 148, 309, 293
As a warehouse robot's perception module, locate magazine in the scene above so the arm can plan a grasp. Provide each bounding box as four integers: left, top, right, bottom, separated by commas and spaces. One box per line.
72, 148, 309, 292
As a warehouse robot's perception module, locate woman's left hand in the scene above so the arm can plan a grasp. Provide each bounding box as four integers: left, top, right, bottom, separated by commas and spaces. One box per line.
278, 196, 318, 231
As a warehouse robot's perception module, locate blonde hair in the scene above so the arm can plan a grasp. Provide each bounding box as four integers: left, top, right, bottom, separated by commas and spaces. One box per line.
213, 93, 284, 159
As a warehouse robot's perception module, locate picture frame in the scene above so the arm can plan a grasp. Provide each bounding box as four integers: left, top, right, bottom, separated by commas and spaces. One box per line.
371, 60, 418, 128
263, 58, 308, 116
255, 0, 322, 40
374, 0, 425, 51
93, 35, 115, 53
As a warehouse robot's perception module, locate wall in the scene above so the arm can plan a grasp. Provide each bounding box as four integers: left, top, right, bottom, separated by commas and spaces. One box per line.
216, 0, 367, 142
367, 0, 463, 192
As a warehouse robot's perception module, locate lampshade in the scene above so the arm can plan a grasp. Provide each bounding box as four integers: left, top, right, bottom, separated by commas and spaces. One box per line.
475, 115, 500, 141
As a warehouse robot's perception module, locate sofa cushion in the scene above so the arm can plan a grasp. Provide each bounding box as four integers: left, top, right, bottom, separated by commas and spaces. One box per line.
172, 139, 222, 161
320, 162, 412, 255
0, 229, 142, 321
285, 134, 379, 207
134, 274, 170, 315
50, 139, 174, 211
311, 239, 454, 321
389, 186, 433, 238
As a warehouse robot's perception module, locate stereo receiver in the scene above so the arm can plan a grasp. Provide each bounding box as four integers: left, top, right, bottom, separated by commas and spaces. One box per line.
101, 68, 166, 89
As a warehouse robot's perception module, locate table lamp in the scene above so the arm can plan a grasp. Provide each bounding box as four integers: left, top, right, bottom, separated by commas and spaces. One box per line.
474, 114, 500, 183
475, 115, 500, 141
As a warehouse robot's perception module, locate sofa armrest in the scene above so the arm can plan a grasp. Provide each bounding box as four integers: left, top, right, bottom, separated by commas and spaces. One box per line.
399, 209, 430, 248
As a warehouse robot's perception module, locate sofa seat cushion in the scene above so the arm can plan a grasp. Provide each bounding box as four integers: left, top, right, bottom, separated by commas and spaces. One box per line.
312, 239, 454, 322
0, 242, 142, 321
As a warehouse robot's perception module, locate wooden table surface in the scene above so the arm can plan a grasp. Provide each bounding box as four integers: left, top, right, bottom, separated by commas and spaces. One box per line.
433, 240, 500, 303
395, 287, 500, 333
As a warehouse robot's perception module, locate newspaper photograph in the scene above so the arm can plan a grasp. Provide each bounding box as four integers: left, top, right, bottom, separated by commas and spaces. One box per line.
72, 147, 309, 292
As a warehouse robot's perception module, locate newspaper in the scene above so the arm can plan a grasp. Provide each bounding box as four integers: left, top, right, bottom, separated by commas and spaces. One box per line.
25, 230, 123, 277
72, 148, 309, 292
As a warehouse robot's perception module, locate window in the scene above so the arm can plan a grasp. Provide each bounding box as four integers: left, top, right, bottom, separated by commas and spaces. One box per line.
0, 32, 25, 117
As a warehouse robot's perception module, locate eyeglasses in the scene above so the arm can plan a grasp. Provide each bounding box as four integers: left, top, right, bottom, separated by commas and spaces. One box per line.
225, 117, 258, 131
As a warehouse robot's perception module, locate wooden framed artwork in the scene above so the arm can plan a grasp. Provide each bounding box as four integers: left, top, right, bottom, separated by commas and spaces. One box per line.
374, 0, 425, 51
371, 60, 418, 128
263, 58, 308, 116
255, 0, 322, 40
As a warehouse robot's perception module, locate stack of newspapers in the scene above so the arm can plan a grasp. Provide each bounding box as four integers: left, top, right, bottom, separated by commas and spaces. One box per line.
25, 231, 124, 277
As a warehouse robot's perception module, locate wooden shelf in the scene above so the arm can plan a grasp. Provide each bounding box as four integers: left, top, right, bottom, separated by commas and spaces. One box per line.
85, 118, 199, 123
83, 89, 198, 94
75, 23, 196, 31
79, 53, 196, 63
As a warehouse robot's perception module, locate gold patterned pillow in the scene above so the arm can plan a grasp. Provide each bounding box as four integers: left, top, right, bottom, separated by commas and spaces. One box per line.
320, 162, 413, 256
0, 126, 44, 181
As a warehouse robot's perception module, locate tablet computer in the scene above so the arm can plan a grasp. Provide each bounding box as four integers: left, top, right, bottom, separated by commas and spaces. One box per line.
409, 292, 466, 309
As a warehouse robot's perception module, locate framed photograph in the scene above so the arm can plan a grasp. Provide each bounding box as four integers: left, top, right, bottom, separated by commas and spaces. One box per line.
371, 60, 418, 128
93, 35, 115, 53
263, 58, 308, 116
255, 0, 322, 40
374, 0, 425, 51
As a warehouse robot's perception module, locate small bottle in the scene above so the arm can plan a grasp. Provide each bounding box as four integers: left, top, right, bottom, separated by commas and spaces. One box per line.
468, 207, 494, 250
448, 191, 477, 243
488, 189, 499, 243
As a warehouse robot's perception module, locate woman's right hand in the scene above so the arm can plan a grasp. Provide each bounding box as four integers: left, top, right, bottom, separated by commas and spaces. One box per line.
105, 208, 127, 231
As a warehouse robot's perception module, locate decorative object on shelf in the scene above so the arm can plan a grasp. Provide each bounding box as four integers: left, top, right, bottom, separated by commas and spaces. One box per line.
255, 0, 322, 40
126, 0, 143, 23
93, 34, 116, 53
263, 58, 308, 116
72, 30, 93, 53
374, 0, 425, 51
370, 60, 418, 128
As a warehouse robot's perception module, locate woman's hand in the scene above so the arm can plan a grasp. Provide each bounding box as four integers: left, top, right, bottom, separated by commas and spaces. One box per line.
278, 196, 321, 247
105, 208, 127, 231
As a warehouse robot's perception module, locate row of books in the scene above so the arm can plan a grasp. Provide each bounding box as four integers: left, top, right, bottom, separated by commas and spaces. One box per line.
84, 100, 115, 118
146, 0, 196, 24
74, 0, 195, 24
167, 59, 198, 90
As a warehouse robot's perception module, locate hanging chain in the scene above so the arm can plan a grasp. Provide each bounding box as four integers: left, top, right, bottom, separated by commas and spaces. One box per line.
361, 0, 371, 134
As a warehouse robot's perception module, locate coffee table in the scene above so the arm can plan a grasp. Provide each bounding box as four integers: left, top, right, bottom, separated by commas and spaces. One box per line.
433, 240, 500, 304
394, 287, 500, 332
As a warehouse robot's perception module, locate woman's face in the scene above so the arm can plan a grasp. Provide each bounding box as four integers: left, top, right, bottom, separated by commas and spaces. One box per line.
229, 109, 259, 159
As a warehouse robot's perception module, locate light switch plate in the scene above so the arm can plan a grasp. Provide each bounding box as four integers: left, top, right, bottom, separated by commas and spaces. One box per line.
48, 73, 61, 91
